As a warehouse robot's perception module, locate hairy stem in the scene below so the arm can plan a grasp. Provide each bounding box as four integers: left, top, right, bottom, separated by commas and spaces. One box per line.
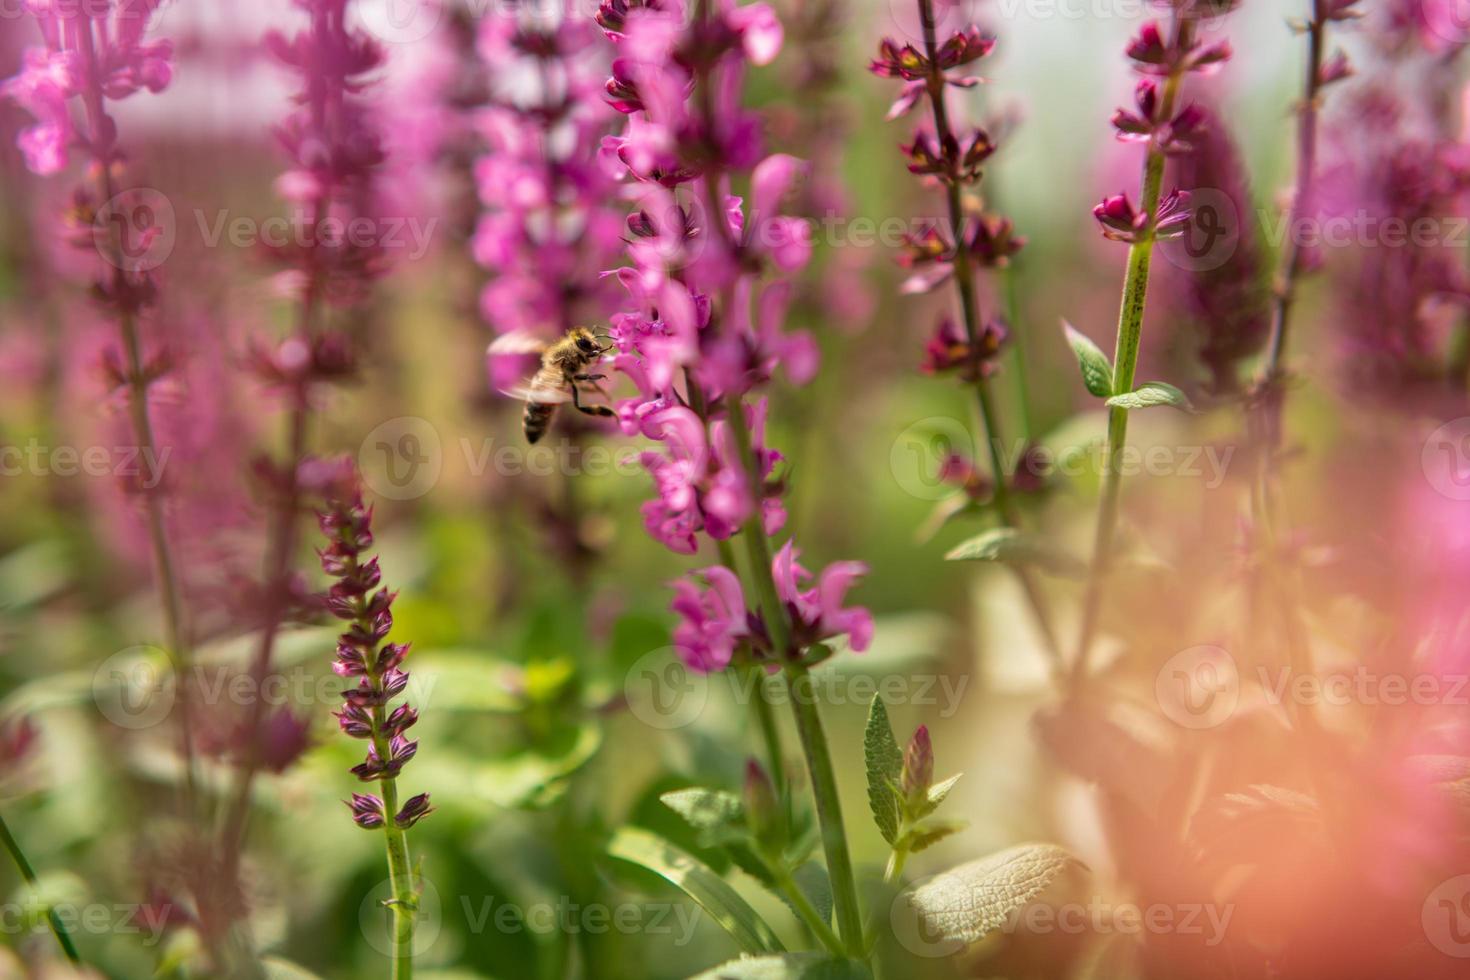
783, 663, 865, 957
371, 746, 418, 978
724, 395, 866, 958
1261, 1, 1326, 388
916, 0, 1065, 678
1249, 2, 1330, 735
0, 810, 83, 965
1071, 41, 1188, 691
75, 16, 199, 816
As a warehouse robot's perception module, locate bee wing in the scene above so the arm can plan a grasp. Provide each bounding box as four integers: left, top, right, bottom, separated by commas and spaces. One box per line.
487, 332, 550, 357
501, 383, 572, 405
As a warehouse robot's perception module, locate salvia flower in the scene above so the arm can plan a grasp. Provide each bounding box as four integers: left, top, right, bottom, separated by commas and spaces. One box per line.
1125, 20, 1231, 77
921, 316, 1009, 380
1112, 79, 1207, 154
671, 565, 756, 671
771, 542, 874, 654
320, 481, 431, 831
1, 0, 174, 174
1094, 188, 1192, 243
477, 1, 625, 395
262, 0, 389, 309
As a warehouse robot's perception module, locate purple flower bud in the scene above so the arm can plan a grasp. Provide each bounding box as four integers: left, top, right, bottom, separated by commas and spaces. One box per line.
870, 38, 929, 81
347, 794, 385, 829
901, 725, 934, 802
935, 27, 996, 71
395, 793, 434, 829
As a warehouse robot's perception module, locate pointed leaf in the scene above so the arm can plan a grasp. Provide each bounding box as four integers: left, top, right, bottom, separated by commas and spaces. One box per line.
900, 819, 968, 854
864, 696, 903, 845
904, 843, 1084, 947
1062, 321, 1113, 398
944, 528, 1087, 578
1105, 381, 1194, 412
915, 773, 963, 820
607, 828, 785, 954
661, 788, 747, 845
791, 862, 833, 927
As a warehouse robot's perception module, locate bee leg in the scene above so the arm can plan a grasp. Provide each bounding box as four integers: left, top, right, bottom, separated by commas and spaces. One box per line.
573, 373, 607, 383
570, 384, 615, 418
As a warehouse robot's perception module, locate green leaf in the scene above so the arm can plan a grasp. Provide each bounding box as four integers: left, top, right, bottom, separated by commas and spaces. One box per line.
661, 788, 747, 846
899, 819, 968, 855
904, 843, 1084, 948
864, 696, 903, 846
791, 862, 833, 927
687, 954, 872, 979
1062, 321, 1113, 398
916, 773, 963, 820
607, 828, 784, 955
475, 722, 604, 809
1105, 381, 1194, 412
943, 528, 1087, 578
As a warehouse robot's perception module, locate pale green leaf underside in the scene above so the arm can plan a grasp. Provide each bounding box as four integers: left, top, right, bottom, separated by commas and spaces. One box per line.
1062, 321, 1113, 398
904, 843, 1084, 947
944, 528, 1087, 578
1105, 381, 1194, 412
607, 828, 784, 955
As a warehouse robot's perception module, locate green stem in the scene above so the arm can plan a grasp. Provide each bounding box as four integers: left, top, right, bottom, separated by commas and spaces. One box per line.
0, 810, 82, 965
373, 766, 417, 979
1071, 42, 1188, 690
723, 396, 866, 959
914, 0, 1065, 679
744, 664, 788, 805
783, 662, 865, 958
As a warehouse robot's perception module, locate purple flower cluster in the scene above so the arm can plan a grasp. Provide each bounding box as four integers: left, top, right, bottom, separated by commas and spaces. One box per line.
475, 2, 626, 393
673, 543, 873, 672
1094, 4, 1239, 244
1, 0, 173, 175
262, 0, 388, 310
597, 0, 870, 669
319, 482, 431, 831
869, 13, 1017, 377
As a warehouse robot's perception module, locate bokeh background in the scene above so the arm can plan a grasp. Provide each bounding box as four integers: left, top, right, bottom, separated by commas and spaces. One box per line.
2, 0, 1470, 978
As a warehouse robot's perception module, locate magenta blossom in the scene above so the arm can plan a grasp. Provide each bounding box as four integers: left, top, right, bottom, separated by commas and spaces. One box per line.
1, 0, 173, 174
671, 565, 752, 671
772, 542, 874, 654
638, 401, 786, 554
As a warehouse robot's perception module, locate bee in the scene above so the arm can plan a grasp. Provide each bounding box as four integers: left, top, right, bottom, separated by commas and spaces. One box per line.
490, 327, 616, 444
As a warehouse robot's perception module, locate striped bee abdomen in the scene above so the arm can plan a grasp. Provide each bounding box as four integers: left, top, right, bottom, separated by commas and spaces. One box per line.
523, 401, 554, 444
